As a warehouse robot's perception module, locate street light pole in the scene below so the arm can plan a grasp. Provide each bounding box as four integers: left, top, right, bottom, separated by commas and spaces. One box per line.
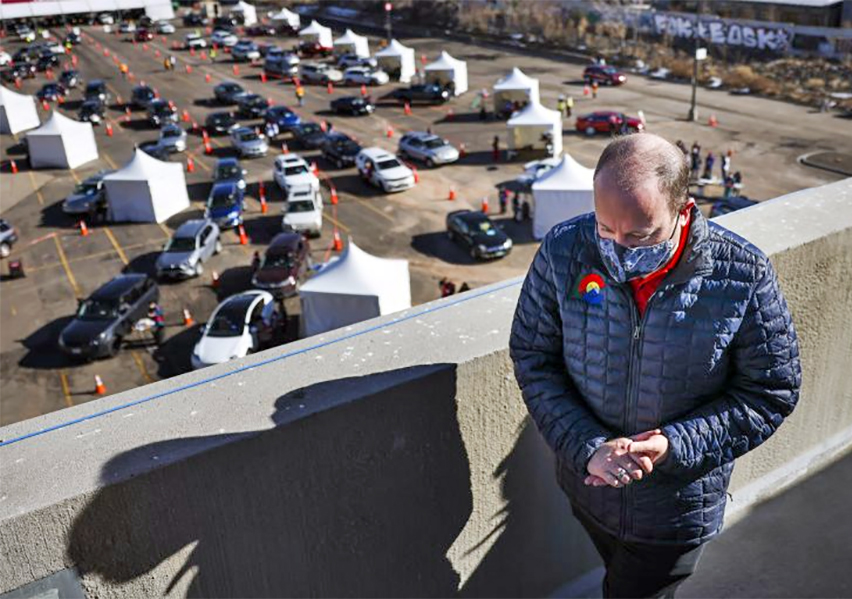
688, 1, 702, 122
385, 2, 392, 42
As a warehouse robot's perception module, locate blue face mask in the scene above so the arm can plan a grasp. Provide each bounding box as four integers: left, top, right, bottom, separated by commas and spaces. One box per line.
596, 216, 681, 283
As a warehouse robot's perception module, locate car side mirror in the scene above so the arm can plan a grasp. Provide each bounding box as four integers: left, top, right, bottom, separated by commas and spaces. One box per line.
242, 169, 247, 176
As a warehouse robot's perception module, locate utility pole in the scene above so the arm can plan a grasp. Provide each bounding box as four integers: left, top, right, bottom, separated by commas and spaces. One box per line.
688, 1, 706, 122
384, 2, 392, 42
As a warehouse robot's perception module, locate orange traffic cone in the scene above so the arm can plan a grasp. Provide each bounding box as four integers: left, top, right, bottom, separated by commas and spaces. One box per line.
94, 374, 107, 395
481, 197, 489, 213
447, 107, 454, 120
211, 270, 220, 288
238, 225, 249, 245
155, 49, 161, 58
233, 64, 240, 76
186, 157, 195, 173
459, 143, 466, 158
583, 84, 590, 96
448, 187, 456, 201
330, 187, 339, 205
403, 101, 412, 116
182, 109, 190, 122
260, 195, 268, 214
41, 99, 50, 111
205, 73, 211, 83
386, 124, 394, 138
320, 120, 327, 132
281, 142, 289, 154
708, 113, 718, 127
9, 159, 18, 174
327, 81, 333, 94
261, 72, 267, 83
142, 43, 148, 51
191, 120, 198, 132
79, 220, 89, 237
13, 77, 21, 89
412, 165, 419, 183
124, 107, 131, 122
360, 83, 367, 97
310, 161, 318, 176
200, 51, 207, 60
332, 229, 343, 252
190, 47, 196, 57
204, 139, 213, 155
185, 64, 193, 74
183, 307, 194, 327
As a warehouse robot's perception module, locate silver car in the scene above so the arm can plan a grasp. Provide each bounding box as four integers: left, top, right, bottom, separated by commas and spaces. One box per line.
230, 127, 268, 158
158, 123, 188, 153
398, 132, 460, 167
62, 170, 112, 218
156, 219, 221, 279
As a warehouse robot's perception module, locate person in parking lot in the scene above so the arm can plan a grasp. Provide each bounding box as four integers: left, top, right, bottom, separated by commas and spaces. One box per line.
148, 301, 165, 346
591, 80, 599, 99
295, 85, 305, 106
499, 187, 508, 214
510, 133, 801, 598
703, 151, 715, 180
690, 141, 701, 180
265, 119, 279, 140
566, 95, 574, 117
492, 135, 500, 162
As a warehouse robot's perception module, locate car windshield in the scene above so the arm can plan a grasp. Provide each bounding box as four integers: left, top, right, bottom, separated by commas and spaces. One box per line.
284, 165, 308, 176
602, 66, 618, 74
74, 181, 99, 196
206, 309, 244, 337
424, 138, 447, 149
262, 253, 294, 268
166, 236, 196, 252
209, 191, 235, 208
239, 131, 259, 142
211, 113, 233, 124
299, 124, 320, 135
287, 200, 315, 213
77, 298, 118, 320
475, 220, 497, 235
162, 128, 181, 138
215, 164, 241, 180
377, 158, 402, 170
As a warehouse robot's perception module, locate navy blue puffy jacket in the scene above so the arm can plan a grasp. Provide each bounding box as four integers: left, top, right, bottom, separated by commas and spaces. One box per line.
509, 207, 802, 545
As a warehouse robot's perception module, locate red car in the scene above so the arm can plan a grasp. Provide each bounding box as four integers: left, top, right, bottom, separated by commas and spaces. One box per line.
134, 29, 154, 42
575, 111, 644, 136
583, 64, 627, 86
297, 40, 332, 58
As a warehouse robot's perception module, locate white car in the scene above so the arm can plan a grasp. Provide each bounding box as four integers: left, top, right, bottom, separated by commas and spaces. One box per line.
0, 52, 11, 67
17, 27, 36, 43
232, 39, 261, 62
516, 156, 561, 187
156, 21, 176, 34
185, 33, 207, 49
343, 66, 389, 87
97, 13, 115, 24
299, 62, 343, 84
273, 154, 320, 196
355, 147, 416, 194
42, 41, 66, 55
191, 291, 281, 369
337, 53, 376, 70
282, 187, 323, 237
211, 30, 239, 47
119, 22, 136, 33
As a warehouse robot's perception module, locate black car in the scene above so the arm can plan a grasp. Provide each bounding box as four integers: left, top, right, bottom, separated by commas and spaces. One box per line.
147, 99, 178, 127
214, 15, 238, 30
64, 31, 82, 45
85, 79, 110, 103
12, 46, 41, 63
138, 140, 171, 161
3, 63, 37, 81
131, 84, 156, 109
392, 84, 450, 104
36, 83, 67, 102
321, 132, 362, 168
245, 24, 277, 37
79, 98, 106, 124
330, 96, 375, 116
237, 93, 269, 118
446, 210, 513, 260
183, 12, 207, 26
58, 274, 160, 359
214, 81, 246, 105
35, 53, 60, 72
205, 111, 239, 135
59, 69, 79, 88
291, 122, 327, 149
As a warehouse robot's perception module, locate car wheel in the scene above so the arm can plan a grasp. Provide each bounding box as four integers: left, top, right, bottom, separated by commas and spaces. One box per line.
585, 126, 596, 136
336, 158, 344, 169
426, 158, 435, 169
106, 336, 122, 357
214, 240, 223, 254
194, 261, 204, 276
447, 230, 455, 242
0, 243, 10, 258
470, 247, 479, 260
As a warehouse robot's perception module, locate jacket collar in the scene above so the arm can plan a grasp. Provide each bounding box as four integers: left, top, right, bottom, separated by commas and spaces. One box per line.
577, 205, 714, 286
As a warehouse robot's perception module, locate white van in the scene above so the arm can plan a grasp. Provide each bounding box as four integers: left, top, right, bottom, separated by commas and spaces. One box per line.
282, 187, 323, 237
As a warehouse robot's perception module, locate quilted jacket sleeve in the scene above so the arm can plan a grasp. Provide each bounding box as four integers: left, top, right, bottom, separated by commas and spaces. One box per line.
509, 236, 614, 476
657, 260, 802, 480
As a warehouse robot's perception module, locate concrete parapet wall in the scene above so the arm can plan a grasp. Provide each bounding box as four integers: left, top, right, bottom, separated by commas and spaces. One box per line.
1, 178, 851, 598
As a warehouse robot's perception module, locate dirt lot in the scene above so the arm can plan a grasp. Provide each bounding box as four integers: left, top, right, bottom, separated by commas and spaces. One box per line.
0, 20, 849, 426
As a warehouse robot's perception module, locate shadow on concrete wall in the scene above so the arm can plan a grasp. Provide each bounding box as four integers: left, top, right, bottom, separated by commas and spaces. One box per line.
65, 364, 474, 597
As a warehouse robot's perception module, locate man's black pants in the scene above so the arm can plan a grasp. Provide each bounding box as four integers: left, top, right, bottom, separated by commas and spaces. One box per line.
572, 506, 706, 599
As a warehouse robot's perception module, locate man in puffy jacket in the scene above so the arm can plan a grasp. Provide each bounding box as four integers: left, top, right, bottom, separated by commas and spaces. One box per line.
510, 133, 801, 598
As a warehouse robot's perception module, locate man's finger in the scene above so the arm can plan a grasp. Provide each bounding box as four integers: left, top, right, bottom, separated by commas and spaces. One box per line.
617, 457, 645, 480
601, 471, 623, 488
630, 429, 661, 442
628, 439, 657, 453
629, 453, 655, 473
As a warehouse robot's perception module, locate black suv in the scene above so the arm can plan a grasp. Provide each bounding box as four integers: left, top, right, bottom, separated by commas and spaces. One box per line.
85, 79, 110, 103
147, 99, 178, 127
237, 93, 270, 118
330, 96, 374, 116
321, 132, 362, 168
58, 274, 160, 359
446, 210, 513, 260
392, 84, 450, 104
205, 111, 239, 135
131, 84, 156, 109
214, 81, 246, 105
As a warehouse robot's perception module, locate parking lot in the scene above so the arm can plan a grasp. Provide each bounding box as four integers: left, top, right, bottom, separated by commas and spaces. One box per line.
1, 15, 849, 426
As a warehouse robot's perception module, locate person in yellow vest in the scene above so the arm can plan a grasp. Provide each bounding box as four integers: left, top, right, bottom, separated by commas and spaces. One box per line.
295, 85, 305, 107
119, 63, 129, 78
566, 95, 574, 117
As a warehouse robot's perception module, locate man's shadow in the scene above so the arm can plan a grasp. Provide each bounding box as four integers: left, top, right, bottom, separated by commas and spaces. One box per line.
66, 364, 473, 597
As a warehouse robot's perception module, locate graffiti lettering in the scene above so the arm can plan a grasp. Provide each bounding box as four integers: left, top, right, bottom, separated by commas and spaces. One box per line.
654, 14, 792, 52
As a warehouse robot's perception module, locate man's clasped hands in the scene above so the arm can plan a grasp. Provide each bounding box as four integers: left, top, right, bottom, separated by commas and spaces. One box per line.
584, 429, 670, 488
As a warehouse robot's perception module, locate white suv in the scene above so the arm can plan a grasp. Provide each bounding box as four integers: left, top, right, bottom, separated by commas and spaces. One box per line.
282, 187, 323, 237
355, 147, 416, 194
299, 62, 343, 83
343, 66, 389, 87
273, 154, 320, 196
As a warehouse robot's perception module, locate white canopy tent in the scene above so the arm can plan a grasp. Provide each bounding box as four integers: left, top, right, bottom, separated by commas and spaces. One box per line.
26, 111, 98, 169
374, 39, 416, 83
531, 154, 595, 239
103, 149, 190, 223
333, 28, 369, 58
299, 241, 411, 338
424, 51, 468, 96
268, 7, 300, 29
231, 0, 257, 26
0, 86, 40, 135
506, 101, 563, 158
298, 20, 333, 50
493, 67, 540, 111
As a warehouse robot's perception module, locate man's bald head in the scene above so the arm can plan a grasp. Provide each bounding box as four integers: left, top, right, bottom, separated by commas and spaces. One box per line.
594, 134, 690, 217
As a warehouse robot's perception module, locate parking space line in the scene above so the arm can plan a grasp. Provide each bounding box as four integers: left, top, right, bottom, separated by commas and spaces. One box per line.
351, 196, 395, 223
59, 371, 74, 408
69, 170, 81, 185
28, 239, 161, 273
322, 209, 351, 233
131, 350, 155, 384
26, 171, 45, 206
158, 222, 172, 239
187, 151, 211, 173
52, 235, 81, 297
103, 227, 129, 265
10, 305, 17, 317
101, 150, 119, 170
